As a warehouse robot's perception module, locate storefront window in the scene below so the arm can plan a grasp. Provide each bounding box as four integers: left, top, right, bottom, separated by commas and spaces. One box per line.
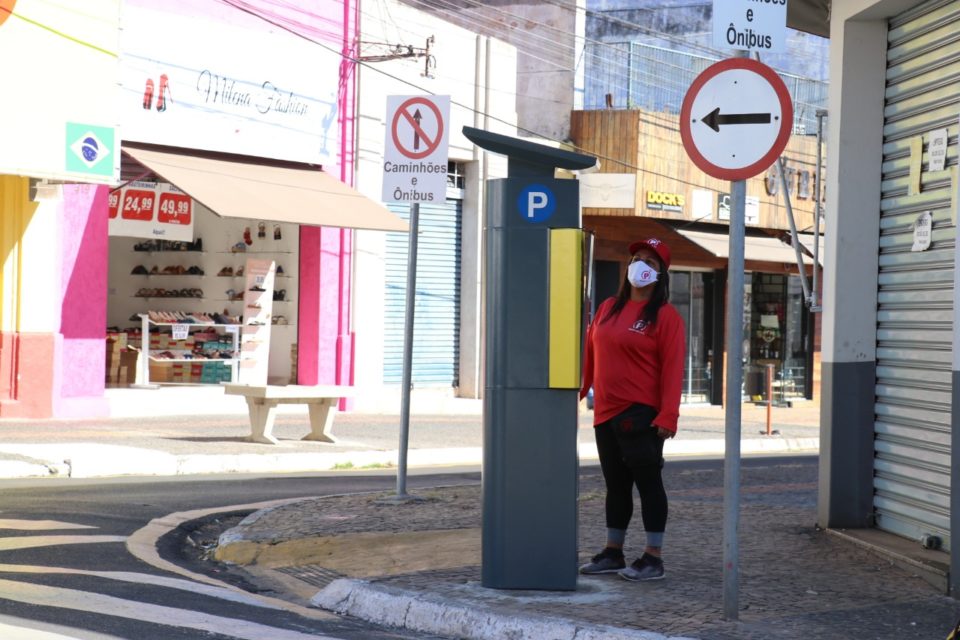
672, 271, 710, 403
744, 273, 808, 403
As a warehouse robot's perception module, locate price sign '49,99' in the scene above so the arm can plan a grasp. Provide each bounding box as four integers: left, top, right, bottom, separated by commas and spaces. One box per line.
107, 181, 196, 242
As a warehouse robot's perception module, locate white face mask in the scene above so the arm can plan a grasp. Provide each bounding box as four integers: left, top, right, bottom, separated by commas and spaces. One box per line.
628, 260, 658, 288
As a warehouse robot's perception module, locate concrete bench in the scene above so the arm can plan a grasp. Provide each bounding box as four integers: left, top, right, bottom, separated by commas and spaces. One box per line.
223, 384, 355, 445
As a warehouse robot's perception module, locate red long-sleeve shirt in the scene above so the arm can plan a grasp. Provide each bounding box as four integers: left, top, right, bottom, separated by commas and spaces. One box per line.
581, 297, 686, 432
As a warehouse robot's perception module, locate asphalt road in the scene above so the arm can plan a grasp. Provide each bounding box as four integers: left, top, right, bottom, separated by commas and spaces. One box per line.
0, 457, 830, 640
0, 471, 476, 640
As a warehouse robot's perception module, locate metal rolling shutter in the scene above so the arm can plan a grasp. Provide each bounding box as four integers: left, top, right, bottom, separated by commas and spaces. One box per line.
874, 0, 960, 549
384, 199, 462, 386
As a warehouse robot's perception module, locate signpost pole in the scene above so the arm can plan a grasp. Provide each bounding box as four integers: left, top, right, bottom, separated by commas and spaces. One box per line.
381, 95, 450, 501
397, 202, 420, 498
723, 177, 746, 620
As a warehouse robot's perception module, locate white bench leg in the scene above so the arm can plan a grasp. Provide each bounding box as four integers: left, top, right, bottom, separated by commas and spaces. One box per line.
246, 398, 280, 445
304, 400, 338, 443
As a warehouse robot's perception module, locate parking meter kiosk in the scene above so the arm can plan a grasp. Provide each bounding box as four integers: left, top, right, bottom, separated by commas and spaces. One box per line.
463, 127, 597, 590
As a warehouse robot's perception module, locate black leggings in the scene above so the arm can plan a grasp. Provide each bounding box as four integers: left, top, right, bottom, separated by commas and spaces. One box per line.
594, 404, 668, 534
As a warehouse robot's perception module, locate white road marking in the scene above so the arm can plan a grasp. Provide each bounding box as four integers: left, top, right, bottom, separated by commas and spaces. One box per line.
127, 498, 335, 620
0, 613, 123, 639
0, 519, 96, 531
0, 536, 126, 551
0, 579, 333, 640
0, 564, 279, 609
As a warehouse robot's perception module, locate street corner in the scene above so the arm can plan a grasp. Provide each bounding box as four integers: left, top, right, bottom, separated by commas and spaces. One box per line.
311, 577, 696, 640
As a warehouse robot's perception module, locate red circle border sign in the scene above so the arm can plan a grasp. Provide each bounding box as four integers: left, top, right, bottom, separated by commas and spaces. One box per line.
391, 97, 444, 160
680, 58, 793, 181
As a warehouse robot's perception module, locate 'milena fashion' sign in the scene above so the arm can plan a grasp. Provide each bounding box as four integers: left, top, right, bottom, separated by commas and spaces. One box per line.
120, 3, 339, 164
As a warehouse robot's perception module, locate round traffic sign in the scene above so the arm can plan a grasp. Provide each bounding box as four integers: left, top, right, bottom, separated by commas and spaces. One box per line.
680, 58, 792, 181
391, 96, 445, 160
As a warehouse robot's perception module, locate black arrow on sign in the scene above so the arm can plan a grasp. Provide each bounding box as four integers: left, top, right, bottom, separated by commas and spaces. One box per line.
412, 109, 423, 150
701, 107, 771, 132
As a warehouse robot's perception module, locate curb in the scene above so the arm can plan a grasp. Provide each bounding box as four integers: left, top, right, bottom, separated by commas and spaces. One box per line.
311, 578, 698, 640
0, 438, 820, 480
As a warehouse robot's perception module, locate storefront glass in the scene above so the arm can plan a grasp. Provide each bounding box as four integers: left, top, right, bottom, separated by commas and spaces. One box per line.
745, 273, 808, 403
672, 271, 711, 404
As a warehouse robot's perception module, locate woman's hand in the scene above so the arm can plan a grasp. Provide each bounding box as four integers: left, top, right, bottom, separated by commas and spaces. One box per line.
656, 427, 675, 440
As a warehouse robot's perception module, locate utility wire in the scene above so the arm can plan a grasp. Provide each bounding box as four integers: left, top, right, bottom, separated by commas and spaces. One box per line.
216, 0, 823, 201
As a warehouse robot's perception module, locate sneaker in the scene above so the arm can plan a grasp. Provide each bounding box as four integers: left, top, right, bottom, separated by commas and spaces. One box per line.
619, 553, 665, 582
579, 548, 625, 575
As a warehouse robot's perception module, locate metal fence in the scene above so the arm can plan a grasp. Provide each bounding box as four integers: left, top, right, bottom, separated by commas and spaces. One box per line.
582, 41, 828, 135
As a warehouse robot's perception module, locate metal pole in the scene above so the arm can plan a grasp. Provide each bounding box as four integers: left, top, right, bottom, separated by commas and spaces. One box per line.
397, 202, 420, 497
812, 109, 827, 312
776, 157, 812, 303
723, 178, 746, 620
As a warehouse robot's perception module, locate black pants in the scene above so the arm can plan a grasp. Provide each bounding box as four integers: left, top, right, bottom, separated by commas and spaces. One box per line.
594, 403, 668, 534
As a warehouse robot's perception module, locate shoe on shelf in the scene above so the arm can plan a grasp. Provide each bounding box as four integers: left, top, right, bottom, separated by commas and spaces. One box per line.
249, 285, 266, 292
235, 266, 244, 277
276, 265, 284, 275
579, 547, 625, 575
131, 265, 148, 275
619, 553, 665, 582
217, 267, 233, 277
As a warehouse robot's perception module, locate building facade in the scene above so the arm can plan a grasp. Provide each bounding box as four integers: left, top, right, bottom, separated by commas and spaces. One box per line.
821, 0, 960, 593
0, 0, 406, 418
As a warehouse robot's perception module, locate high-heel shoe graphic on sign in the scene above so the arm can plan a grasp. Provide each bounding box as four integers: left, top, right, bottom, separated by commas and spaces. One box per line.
156, 74, 170, 112
142, 78, 154, 110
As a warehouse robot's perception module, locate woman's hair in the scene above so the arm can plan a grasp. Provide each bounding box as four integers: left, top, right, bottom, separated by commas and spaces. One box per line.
602, 261, 671, 326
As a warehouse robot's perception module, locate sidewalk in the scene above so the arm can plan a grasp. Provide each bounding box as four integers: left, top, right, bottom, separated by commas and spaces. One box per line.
0, 387, 820, 479
211, 460, 960, 640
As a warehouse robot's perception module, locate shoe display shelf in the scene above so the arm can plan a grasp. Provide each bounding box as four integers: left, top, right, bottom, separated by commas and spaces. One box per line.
134, 313, 241, 388
237, 258, 275, 386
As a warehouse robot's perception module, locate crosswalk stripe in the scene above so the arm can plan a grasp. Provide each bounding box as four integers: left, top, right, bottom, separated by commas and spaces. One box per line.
0, 564, 279, 609
0, 613, 124, 640
0, 579, 334, 640
0, 519, 96, 531
0, 536, 126, 551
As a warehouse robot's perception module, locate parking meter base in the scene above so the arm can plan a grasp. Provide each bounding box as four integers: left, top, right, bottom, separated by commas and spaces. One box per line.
481, 387, 578, 591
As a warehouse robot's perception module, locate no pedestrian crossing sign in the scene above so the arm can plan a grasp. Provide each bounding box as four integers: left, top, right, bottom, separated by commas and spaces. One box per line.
382, 95, 450, 204
680, 58, 793, 181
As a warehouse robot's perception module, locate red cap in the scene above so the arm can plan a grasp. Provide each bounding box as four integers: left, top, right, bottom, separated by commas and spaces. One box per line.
628, 238, 671, 269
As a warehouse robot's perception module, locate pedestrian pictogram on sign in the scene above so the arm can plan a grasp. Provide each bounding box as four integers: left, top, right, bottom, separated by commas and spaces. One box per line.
680, 58, 792, 181
383, 95, 450, 203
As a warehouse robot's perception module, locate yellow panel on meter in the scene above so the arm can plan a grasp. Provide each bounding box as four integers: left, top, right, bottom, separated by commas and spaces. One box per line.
548, 229, 582, 389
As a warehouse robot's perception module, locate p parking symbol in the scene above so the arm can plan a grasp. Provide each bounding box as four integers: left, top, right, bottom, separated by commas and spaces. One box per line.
517, 185, 556, 223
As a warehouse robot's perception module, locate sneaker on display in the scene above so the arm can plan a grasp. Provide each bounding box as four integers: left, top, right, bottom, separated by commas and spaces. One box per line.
619, 553, 665, 582
578, 548, 626, 575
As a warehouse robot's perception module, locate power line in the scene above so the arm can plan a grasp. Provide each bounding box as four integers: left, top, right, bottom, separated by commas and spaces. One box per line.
216, 0, 822, 201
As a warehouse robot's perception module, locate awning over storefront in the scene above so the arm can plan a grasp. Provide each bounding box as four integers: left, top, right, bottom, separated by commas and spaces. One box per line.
787, 0, 830, 38
122, 143, 408, 233
675, 228, 822, 266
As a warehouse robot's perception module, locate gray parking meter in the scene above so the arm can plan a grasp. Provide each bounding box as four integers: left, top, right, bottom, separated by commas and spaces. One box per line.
463, 126, 597, 590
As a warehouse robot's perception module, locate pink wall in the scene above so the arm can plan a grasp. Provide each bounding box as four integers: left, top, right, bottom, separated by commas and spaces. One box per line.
295, 0, 358, 389
57, 184, 109, 416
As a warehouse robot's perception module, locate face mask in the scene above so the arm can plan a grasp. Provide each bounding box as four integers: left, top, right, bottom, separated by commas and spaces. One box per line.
628, 260, 658, 288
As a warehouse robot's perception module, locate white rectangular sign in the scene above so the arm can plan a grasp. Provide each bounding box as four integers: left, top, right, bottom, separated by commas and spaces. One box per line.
713, 0, 787, 54
382, 95, 451, 204
121, 3, 340, 164
718, 193, 760, 225
929, 128, 948, 172
0, 0, 119, 183
108, 182, 195, 242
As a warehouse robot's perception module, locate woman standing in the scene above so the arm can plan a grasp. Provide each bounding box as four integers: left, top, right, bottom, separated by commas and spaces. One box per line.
579, 238, 685, 582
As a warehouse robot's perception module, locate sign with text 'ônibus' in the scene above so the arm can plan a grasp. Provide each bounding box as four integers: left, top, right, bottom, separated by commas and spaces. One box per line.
382, 95, 450, 204
713, 0, 787, 54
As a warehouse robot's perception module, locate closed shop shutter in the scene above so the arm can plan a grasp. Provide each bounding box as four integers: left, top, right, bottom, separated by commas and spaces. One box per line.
384, 199, 462, 386
874, 0, 960, 549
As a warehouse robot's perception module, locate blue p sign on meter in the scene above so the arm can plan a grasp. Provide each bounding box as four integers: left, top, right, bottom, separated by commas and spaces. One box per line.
517, 185, 556, 223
